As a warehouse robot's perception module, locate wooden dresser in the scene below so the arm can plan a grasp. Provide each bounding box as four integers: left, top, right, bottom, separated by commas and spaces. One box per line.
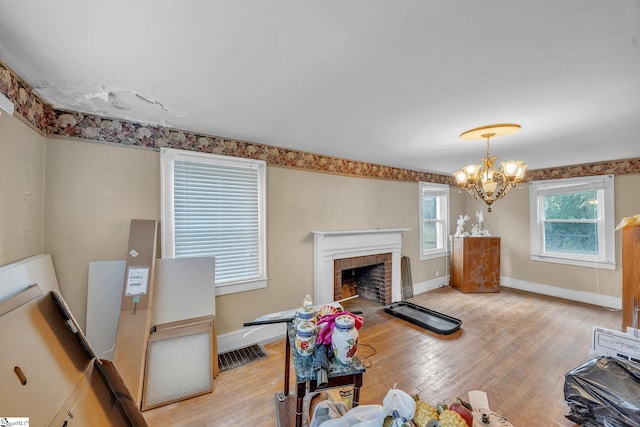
622, 225, 640, 330
451, 236, 501, 293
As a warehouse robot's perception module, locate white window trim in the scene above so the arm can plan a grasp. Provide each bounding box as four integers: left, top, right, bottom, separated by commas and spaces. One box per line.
160, 147, 268, 295
529, 174, 615, 270
419, 182, 450, 261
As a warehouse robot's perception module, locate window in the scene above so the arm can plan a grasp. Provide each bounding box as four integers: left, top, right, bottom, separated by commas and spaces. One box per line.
529, 175, 615, 269
161, 148, 267, 295
419, 182, 449, 260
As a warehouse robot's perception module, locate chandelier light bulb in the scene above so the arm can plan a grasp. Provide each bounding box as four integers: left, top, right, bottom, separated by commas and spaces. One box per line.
501, 160, 522, 177
463, 164, 481, 180
453, 123, 525, 212
454, 170, 468, 184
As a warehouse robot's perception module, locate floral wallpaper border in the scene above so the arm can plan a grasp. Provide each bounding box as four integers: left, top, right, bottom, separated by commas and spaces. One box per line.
1, 60, 638, 183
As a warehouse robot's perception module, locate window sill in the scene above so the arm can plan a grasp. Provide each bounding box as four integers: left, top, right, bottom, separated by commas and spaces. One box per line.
215, 277, 268, 296
419, 250, 450, 261
530, 255, 615, 270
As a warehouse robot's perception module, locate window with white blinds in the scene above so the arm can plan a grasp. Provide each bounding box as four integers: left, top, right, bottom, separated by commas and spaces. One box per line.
161, 148, 267, 295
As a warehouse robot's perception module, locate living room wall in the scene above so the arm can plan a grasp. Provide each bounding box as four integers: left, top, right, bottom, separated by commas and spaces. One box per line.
41, 132, 456, 335
0, 111, 45, 266
472, 173, 640, 307
2, 109, 639, 342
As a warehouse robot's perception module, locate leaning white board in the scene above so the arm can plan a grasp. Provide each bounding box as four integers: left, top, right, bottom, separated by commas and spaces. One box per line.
0, 253, 60, 302
87, 260, 127, 359
152, 257, 216, 325
86, 257, 216, 359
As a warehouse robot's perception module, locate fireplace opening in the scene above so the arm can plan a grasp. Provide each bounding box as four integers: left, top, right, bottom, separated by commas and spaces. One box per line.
334, 253, 392, 306
341, 264, 386, 304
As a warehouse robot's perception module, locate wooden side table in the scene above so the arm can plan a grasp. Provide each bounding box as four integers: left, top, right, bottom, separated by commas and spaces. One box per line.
276, 322, 365, 427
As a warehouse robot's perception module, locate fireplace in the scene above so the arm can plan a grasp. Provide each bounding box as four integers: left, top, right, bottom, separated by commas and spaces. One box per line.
312, 229, 409, 306
335, 253, 392, 305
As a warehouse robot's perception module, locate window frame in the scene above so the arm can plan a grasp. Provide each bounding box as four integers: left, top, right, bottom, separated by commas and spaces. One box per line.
529, 174, 615, 270
418, 182, 450, 261
160, 147, 268, 295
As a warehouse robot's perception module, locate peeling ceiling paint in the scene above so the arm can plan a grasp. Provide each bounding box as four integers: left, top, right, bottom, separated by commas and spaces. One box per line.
0, 0, 639, 174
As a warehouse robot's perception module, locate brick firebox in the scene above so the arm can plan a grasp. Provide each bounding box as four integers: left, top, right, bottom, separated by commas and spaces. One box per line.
333, 252, 392, 305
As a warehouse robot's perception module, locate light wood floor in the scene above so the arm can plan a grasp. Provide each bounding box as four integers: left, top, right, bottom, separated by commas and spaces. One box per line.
142, 286, 621, 426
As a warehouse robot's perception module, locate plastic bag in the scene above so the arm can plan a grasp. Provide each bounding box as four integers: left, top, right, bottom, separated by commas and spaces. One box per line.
310, 400, 349, 427
382, 388, 416, 420
564, 356, 640, 426
317, 405, 384, 427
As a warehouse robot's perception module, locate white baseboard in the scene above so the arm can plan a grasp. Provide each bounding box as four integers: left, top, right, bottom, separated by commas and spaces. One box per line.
500, 276, 622, 310
216, 275, 621, 353
216, 322, 287, 354
412, 276, 450, 295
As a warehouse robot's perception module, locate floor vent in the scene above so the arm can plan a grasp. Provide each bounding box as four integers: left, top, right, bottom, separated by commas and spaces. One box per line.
218, 344, 268, 372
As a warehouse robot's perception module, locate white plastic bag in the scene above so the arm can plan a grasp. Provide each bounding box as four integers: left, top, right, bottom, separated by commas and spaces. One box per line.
316, 404, 385, 427
343, 405, 385, 426
382, 388, 416, 420
310, 400, 349, 427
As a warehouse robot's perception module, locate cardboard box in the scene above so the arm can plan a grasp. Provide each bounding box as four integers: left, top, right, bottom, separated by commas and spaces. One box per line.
113, 219, 158, 407
0, 285, 147, 426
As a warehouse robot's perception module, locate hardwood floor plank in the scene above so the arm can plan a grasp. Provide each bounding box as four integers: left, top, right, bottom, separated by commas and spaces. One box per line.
143, 287, 621, 426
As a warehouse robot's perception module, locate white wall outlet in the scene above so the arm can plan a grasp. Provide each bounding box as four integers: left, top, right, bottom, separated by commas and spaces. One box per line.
435, 270, 440, 277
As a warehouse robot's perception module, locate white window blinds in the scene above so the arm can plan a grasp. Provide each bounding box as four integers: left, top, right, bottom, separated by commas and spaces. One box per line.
161, 148, 267, 293
174, 159, 260, 283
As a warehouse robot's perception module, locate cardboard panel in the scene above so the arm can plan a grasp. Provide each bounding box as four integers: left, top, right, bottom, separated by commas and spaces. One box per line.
52, 361, 148, 426
0, 291, 90, 425
112, 219, 158, 407
0, 288, 146, 426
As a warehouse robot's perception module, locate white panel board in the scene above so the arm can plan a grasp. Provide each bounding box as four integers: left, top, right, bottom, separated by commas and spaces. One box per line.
152, 257, 216, 325
87, 260, 126, 359
86, 257, 215, 360
0, 253, 59, 302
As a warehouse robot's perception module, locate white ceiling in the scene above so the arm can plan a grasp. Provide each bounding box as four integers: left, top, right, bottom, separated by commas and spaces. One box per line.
1, 1, 639, 175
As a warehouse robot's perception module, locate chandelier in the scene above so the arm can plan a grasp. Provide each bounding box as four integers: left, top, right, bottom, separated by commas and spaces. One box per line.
453, 123, 527, 212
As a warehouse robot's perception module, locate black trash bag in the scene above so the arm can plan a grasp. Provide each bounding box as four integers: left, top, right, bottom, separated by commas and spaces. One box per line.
564, 356, 640, 427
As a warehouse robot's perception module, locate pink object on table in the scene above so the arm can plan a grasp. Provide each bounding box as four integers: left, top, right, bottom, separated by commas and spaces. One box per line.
316, 311, 364, 345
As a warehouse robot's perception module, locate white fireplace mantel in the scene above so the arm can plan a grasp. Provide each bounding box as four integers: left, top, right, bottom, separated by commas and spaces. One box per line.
312, 228, 410, 305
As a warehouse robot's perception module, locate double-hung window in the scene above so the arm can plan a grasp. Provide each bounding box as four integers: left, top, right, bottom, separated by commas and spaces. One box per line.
161, 148, 267, 295
529, 174, 615, 269
419, 182, 449, 260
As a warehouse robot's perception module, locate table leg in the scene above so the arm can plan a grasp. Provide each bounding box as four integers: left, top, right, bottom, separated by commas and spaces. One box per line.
284, 327, 291, 397
352, 374, 363, 407
296, 381, 306, 427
